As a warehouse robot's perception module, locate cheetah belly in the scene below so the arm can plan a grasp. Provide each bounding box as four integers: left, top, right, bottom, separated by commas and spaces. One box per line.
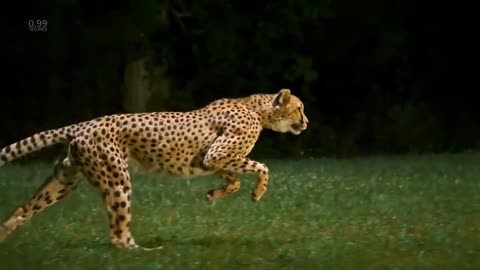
127, 133, 218, 177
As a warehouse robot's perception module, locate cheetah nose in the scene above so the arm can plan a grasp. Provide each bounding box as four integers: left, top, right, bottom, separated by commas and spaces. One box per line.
300, 117, 307, 125
302, 114, 309, 125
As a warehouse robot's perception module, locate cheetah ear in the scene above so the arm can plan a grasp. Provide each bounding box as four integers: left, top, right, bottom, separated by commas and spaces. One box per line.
272, 89, 291, 108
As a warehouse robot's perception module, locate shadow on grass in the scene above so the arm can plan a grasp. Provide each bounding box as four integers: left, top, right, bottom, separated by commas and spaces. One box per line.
140, 235, 301, 250
41, 234, 293, 252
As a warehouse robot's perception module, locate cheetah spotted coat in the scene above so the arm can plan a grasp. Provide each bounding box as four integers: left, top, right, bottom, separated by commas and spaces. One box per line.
0, 89, 308, 249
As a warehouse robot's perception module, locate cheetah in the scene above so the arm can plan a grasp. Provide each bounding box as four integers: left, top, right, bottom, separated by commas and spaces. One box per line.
0, 88, 308, 249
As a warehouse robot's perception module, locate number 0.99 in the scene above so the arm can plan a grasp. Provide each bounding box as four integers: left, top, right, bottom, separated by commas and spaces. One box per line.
28, 20, 47, 27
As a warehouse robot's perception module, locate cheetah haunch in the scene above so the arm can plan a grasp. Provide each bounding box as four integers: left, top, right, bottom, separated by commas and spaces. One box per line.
0, 89, 308, 249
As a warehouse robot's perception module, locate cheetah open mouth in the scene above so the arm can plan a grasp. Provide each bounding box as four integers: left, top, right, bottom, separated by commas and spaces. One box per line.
290, 123, 305, 135
291, 123, 303, 130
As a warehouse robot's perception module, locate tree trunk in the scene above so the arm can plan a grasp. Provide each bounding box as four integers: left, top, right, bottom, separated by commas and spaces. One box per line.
123, 57, 150, 113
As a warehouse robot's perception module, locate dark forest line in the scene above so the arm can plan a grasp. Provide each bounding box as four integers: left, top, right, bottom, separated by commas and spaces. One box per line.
3, 0, 477, 157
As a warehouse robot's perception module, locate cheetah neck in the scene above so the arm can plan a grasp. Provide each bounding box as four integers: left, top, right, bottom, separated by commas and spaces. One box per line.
239, 94, 276, 129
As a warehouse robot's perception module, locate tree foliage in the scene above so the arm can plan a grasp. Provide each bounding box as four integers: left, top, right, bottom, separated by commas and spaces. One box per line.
3, 0, 477, 157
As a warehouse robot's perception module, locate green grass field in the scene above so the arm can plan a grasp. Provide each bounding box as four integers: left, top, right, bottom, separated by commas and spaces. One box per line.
0, 152, 479, 269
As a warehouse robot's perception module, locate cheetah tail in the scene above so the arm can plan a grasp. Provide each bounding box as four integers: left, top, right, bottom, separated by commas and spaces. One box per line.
0, 127, 73, 167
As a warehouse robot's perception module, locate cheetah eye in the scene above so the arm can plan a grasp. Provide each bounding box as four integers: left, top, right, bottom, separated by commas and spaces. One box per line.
288, 108, 300, 115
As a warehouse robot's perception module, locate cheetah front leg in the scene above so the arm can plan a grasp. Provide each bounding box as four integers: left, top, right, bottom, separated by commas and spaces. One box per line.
206, 171, 241, 201
0, 157, 82, 242
203, 148, 269, 202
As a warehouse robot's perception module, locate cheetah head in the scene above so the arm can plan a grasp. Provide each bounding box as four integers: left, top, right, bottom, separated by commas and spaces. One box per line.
269, 89, 309, 135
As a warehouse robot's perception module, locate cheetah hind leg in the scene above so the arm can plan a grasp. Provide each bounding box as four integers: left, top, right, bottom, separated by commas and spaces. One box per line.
100, 175, 162, 251
78, 160, 162, 251
69, 138, 163, 251
0, 158, 83, 243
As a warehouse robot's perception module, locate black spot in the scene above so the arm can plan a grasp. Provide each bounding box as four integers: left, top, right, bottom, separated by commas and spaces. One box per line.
114, 191, 121, 197
112, 202, 120, 211
0, 155, 7, 162
4, 146, 11, 153
120, 201, 127, 208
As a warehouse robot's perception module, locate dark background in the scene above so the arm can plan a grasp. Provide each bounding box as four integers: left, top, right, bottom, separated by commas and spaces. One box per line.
3, 0, 478, 159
